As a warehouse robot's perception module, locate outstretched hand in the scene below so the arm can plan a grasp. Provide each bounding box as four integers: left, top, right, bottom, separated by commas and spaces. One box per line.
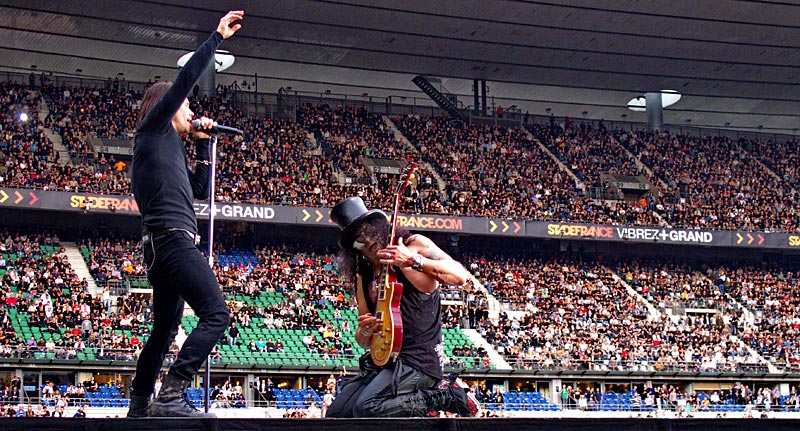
217, 10, 244, 39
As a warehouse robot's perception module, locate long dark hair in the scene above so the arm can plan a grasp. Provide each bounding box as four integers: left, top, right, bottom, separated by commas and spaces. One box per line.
337, 217, 411, 292
136, 82, 172, 125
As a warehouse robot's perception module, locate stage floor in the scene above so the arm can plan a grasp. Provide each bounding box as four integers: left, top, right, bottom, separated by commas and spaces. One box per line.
3, 417, 800, 431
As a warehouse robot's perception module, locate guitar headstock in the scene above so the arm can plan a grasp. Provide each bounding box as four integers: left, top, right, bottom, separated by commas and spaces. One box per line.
389, 162, 419, 243
395, 162, 419, 195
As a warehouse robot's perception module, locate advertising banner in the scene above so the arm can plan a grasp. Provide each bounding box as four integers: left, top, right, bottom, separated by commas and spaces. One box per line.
0, 187, 795, 250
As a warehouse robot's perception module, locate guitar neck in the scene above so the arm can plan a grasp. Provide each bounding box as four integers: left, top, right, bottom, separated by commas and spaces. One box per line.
388, 162, 417, 246
389, 186, 403, 246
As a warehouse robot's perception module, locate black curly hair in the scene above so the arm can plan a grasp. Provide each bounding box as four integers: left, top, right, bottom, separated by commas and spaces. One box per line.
336, 216, 410, 293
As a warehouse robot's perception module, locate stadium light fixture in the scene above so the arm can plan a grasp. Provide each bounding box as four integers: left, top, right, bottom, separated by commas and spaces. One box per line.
178, 50, 235, 72
627, 90, 682, 112
660, 90, 681, 107
626, 97, 646, 112
215, 51, 234, 71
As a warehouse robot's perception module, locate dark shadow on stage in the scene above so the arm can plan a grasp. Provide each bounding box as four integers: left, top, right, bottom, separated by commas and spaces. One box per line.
3, 417, 798, 431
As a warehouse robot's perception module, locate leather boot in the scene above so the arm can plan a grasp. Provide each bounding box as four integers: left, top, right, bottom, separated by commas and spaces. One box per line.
447, 385, 481, 417
150, 374, 215, 418
440, 373, 481, 417
126, 393, 151, 418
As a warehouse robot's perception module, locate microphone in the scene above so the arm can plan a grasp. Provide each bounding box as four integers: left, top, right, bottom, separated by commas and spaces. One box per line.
191, 119, 244, 135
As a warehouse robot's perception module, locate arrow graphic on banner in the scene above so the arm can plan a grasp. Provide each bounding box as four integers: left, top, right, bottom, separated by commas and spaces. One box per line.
757, 234, 764, 245
0, 190, 7, 203
315, 210, 324, 222
13, 191, 23, 204
489, 220, 497, 232
301, 209, 311, 222
747, 233, 754, 244
501, 221, 509, 233
514, 222, 521, 234
28, 192, 37, 205
736, 233, 743, 244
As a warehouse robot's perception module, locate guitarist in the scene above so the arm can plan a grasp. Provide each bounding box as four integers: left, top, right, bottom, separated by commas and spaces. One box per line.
326, 196, 479, 417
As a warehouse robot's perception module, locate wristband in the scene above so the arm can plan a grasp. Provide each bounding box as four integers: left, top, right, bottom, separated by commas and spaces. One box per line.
411, 254, 425, 272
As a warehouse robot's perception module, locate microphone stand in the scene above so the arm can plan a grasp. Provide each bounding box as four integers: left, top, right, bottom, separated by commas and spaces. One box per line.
204, 132, 219, 414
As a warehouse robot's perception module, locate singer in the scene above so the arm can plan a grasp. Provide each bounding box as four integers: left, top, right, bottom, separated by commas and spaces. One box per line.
127, 10, 243, 418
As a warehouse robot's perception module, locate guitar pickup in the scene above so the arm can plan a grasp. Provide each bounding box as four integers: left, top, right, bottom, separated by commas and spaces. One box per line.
375, 311, 383, 320
378, 289, 387, 300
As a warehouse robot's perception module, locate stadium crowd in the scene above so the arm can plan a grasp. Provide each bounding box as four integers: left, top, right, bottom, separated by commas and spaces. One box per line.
708, 263, 800, 369
5, 79, 800, 233
616, 130, 800, 232
4, 76, 800, 417
465, 252, 765, 373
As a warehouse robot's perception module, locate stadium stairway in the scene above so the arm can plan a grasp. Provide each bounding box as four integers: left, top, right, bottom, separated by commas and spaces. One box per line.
461, 328, 512, 370
689, 272, 777, 372
61, 242, 99, 295
731, 138, 782, 182
33, 90, 47, 122
610, 135, 666, 191
606, 270, 661, 318
468, 275, 502, 321
382, 115, 448, 191
521, 127, 582, 186
43, 128, 71, 166
36, 92, 71, 166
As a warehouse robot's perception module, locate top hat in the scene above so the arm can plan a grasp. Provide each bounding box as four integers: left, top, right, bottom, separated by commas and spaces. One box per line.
330, 197, 388, 249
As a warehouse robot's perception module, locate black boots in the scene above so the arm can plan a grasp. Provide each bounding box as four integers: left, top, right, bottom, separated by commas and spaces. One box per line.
413, 384, 480, 418
439, 373, 481, 417
150, 374, 215, 417
447, 385, 480, 417
126, 393, 151, 418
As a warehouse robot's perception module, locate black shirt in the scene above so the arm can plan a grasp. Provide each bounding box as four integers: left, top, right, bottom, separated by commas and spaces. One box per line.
362, 267, 444, 379
131, 31, 223, 234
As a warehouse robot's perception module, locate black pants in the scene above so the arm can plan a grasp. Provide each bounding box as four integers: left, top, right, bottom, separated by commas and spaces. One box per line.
326, 355, 439, 418
131, 230, 230, 396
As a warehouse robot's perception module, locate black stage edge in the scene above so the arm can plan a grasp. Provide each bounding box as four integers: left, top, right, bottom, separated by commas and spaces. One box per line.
3, 418, 799, 431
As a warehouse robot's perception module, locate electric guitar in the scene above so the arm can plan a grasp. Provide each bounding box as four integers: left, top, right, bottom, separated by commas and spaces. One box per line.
370, 161, 419, 366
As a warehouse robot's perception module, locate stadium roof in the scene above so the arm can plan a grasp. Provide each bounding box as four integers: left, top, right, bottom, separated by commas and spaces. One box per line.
1, 0, 799, 134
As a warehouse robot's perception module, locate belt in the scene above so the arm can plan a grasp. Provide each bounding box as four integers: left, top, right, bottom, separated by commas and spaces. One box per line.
142, 227, 200, 245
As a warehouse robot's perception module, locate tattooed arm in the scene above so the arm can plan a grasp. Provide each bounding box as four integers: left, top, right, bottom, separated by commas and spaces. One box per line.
378, 234, 469, 293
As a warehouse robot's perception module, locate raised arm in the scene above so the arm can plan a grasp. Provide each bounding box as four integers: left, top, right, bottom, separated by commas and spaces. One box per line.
139, 11, 243, 134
